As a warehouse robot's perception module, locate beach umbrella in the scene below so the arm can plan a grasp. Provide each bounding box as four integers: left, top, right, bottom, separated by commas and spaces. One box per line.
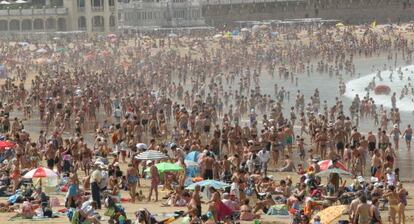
252, 25, 260, 32
335, 22, 345, 28
318, 160, 348, 172
213, 34, 222, 39
168, 33, 178, 38
36, 48, 47, 53
316, 168, 352, 177
185, 151, 200, 162
318, 160, 333, 171
186, 179, 230, 190
145, 162, 183, 173
17, 42, 29, 47
260, 24, 268, 30
135, 150, 168, 160
135, 143, 147, 151
107, 33, 117, 39
55, 48, 67, 53
224, 32, 232, 39
23, 167, 58, 179
0, 141, 15, 149
184, 160, 198, 167
0, 1, 10, 4
312, 205, 347, 224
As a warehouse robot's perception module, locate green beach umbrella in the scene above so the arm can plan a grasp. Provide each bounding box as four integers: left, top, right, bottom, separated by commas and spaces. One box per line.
55, 48, 67, 53
145, 162, 183, 173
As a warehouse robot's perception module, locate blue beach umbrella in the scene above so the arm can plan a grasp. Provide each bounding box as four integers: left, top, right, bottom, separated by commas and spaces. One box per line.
186, 179, 230, 190
185, 151, 200, 162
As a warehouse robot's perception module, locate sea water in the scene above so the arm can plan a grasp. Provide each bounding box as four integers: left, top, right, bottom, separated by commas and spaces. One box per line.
344, 65, 414, 112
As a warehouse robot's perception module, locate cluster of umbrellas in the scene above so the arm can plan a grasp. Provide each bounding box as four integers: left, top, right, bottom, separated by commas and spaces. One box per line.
0, 0, 27, 5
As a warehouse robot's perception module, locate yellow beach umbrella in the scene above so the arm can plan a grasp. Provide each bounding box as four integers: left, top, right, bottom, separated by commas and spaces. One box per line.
335, 22, 345, 28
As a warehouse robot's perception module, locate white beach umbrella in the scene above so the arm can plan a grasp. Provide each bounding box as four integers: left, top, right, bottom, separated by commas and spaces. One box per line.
36, 48, 47, 53
135, 150, 168, 160
136, 143, 148, 151
23, 167, 58, 179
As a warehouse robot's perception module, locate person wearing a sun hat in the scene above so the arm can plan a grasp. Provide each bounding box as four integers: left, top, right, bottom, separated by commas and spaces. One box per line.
90, 163, 103, 209
386, 167, 397, 187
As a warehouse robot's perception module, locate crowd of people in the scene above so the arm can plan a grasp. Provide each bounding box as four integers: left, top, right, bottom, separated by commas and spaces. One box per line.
0, 22, 412, 224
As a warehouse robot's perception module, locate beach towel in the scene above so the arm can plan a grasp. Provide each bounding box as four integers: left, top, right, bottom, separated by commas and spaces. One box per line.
216, 201, 233, 221
266, 204, 289, 216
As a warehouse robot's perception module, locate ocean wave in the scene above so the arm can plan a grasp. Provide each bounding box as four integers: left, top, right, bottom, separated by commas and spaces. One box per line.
344, 65, 414, 112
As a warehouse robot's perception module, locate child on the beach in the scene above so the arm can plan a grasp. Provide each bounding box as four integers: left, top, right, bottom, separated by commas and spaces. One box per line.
297, 136, 306, 161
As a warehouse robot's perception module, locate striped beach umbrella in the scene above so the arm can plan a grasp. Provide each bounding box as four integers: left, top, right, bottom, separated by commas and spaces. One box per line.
135, 150, 168, 160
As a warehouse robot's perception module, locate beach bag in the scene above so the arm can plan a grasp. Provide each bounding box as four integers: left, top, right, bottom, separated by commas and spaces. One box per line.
61, 185, 68, 192
104, 207, 116, 217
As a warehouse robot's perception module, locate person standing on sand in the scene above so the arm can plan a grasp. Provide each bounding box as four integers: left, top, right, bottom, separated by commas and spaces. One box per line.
127, 163, 139, 203
90, 164, 102, 209
402, 124, 412, 150
201, 152, 214, 180
147, 160, 159, 202
383, 185, 399, 224
397, 182, 407, 224
349, 191, 362, 223
355, 195, 371, 224
189, 185, 202, 217
370, 198, 382, 224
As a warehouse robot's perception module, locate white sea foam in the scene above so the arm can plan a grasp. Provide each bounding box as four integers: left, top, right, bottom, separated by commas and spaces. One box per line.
344, 65, 414, 112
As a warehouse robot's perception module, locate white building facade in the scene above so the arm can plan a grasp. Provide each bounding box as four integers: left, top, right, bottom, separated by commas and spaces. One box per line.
120, 0, 205, 28
0, 0, 118, 33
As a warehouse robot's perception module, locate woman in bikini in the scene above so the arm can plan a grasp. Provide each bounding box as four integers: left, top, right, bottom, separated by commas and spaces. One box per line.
397, 182, 407, 224
10, 160, 21, 192
383, 185, 399, 224
127, 163, 139, 203
81, 143, 92, 176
